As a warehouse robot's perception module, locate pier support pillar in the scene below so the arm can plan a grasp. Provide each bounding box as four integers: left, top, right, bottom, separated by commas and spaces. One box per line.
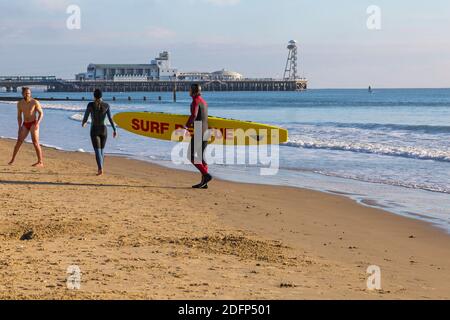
6, 86, 11, 92
12, 87, 17, 92
173, 84, 177, 102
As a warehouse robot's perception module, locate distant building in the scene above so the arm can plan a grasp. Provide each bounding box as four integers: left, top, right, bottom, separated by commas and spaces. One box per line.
112, 74, 148, 82
75, 51, 244, 82
211, 69, 243, 81
75, 51, 177, 81
178, 69, 243, 81
177, 72, 211, 81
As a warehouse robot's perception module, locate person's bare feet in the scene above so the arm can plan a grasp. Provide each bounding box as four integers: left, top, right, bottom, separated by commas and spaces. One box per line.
96, 169, 104, 176
32, 162, 44, 168
8, 160, 14, 165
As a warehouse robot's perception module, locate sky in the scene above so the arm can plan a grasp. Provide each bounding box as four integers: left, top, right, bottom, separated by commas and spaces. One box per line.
0, 0, 449, 88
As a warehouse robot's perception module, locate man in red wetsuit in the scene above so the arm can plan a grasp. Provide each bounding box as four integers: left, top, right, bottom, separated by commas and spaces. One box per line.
183, 84, 213, 189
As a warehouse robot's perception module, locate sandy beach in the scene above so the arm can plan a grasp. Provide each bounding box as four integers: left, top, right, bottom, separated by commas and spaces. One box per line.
1, 138, 450, 300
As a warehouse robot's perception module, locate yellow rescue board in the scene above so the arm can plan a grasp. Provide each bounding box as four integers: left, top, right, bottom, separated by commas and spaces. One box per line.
113, 112, 288, 146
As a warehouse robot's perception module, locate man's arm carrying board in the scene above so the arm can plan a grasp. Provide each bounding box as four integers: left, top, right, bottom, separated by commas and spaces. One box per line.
113, 112, 288, 146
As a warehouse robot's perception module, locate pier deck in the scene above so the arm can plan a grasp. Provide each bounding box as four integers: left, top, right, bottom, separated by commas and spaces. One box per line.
1, 78, 307, 93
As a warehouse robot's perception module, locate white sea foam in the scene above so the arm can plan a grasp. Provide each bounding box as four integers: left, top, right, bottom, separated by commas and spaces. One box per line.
285, 138, 450, 162
70, 113, 86, 122
312, 170, 450, 194
69, 113, 115, 127
1, 101, 86, 111
43, 104, 85, 111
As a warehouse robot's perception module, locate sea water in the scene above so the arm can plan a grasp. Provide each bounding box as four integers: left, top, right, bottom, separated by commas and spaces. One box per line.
1, 89, 449, 231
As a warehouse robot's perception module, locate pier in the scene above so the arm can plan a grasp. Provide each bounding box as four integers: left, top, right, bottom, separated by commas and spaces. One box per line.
1, 77, 307, 93
0, 76, 61, 92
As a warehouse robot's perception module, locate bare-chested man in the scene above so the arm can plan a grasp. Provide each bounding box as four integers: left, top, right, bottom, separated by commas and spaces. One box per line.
8, 87, 44, 167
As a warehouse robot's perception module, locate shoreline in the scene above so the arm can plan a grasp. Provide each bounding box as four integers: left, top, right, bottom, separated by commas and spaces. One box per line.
1, 138, 450, 299
2, 134, 447, 235
1, 136, 449, 239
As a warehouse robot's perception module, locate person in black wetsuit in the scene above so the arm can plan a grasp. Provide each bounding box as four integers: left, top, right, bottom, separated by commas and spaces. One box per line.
183, 84, 213, 189
82, 89, 117, 176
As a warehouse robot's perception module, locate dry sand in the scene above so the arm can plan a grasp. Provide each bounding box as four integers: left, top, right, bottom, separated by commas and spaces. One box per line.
1, 138, 450, 300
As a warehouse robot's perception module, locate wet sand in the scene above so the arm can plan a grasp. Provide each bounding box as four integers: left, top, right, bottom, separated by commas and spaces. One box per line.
1, 138, 450, 299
